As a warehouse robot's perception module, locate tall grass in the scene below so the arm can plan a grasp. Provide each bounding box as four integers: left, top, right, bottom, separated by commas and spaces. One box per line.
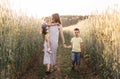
0, 2, 43, 79
81, 10, 120, 79
1, 1, 120, 79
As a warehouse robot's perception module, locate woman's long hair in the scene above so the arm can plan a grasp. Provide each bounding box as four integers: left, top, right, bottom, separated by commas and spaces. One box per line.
52, 13, 61, 24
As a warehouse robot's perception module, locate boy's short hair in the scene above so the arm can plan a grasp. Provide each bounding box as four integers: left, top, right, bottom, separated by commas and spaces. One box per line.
74, 28, 79, 31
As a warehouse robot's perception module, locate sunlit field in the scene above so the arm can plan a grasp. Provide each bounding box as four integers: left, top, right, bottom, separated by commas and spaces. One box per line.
0, 1, 120, 79
64, 9, 120, 79
0, 2, 44, 79
80, 10, 120, 79
64, 10, 120, 79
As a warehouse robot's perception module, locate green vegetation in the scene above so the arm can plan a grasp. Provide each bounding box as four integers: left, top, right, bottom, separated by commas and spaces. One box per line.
0, 1, 120, 79
0, 3, 43, 79
60, 15, 88, 27
80, 10, 120, 79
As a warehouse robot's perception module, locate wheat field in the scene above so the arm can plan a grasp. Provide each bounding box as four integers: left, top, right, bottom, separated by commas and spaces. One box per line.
64, 9, 120, 79
0, 1, 120, 79
0, 2, 44, 79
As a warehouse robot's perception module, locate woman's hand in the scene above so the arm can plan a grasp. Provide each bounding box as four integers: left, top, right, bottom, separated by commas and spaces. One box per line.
63, 44, 67, 48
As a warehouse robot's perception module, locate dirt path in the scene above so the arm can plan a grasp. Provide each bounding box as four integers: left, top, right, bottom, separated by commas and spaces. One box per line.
20, 53, 42, 79
19, 48, 99, 79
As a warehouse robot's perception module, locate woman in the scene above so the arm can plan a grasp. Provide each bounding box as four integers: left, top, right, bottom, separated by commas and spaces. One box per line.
43, 13, 65, 74
49, 13, 65, 66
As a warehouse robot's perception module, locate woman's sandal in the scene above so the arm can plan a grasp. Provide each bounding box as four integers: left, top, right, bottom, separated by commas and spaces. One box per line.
45, 70, 51, 75
50, 66, 57, 72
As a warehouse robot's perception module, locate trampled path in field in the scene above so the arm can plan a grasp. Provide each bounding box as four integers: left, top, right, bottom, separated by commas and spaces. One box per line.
20, 20, 99, 79
20, 51, 99, 79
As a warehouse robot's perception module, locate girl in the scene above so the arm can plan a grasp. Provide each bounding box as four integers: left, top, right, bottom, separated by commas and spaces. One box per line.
42, 17, 52, 54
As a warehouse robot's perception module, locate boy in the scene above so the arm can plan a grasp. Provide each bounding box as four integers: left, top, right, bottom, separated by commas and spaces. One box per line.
66, 28, 84, 72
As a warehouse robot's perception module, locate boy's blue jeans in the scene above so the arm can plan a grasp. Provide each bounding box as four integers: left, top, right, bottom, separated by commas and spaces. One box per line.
71, 52, 81, 66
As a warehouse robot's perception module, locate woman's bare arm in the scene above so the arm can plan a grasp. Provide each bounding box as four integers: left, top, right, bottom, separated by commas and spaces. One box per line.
47, 23, 59, 27
59, 25, 65, 46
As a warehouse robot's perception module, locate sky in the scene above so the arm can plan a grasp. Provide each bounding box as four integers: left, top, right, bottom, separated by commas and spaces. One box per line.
6, 0, 120, 17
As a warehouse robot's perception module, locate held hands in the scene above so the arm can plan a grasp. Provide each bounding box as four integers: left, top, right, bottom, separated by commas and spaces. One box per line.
63, 44, 71, 48
63, 44, 67, 48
